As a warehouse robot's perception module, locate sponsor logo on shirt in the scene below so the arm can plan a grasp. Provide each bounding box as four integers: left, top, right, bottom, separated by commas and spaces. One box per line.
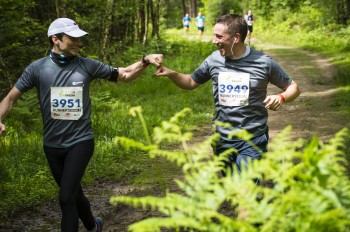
72, 81, 84, 86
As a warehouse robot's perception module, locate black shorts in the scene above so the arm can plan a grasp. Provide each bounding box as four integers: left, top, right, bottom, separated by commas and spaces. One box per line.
198, 27, 204, 32
248, 25, 253, 33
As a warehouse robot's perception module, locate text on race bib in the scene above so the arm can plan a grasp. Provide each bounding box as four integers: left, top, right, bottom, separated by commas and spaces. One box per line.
218, 72, 250, 106
51, 87, 83, 120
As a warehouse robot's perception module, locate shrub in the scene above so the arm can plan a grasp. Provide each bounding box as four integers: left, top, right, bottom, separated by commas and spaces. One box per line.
111, 107, 350, 232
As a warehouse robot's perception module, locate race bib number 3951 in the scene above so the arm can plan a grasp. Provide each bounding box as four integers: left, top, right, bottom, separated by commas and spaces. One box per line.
51, 87, 83, 120
218, 72, 250, 106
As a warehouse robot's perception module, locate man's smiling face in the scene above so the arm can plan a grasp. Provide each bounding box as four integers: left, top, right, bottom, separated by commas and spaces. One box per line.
213, 23, 234, 58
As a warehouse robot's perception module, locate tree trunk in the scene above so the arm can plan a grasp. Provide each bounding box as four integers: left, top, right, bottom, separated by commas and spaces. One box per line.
143, 0, 150, 45
190, 0, 197, 18
345, 0, 350, 23
101, 0, 114, 61
182, 0, 186, 17
0, 54, 12, 98
336, 0, 345, 24
55, 0, 66, 17
139, 0, 146, 42
150, 0, 160, 39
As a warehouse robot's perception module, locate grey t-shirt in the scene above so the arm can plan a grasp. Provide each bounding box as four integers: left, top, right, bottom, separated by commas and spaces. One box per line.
15, 56, 115, 148
191, 47, 292, 139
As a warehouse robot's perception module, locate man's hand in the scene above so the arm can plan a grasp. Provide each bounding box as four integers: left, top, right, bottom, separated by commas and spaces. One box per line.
145, 54, 163, 67
156, 66, 173, 77
263, 94, 284, 111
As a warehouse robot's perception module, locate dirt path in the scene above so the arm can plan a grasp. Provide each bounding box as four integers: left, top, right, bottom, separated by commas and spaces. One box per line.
1, 42, 349, 232
259, 43, 347, 141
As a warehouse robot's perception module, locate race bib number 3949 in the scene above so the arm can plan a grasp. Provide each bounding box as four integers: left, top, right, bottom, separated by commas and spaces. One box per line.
51, 87, 83, 120
218, 72, 250, 106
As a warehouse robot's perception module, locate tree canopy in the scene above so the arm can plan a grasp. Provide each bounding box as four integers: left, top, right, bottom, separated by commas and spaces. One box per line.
1, 0, 349, 97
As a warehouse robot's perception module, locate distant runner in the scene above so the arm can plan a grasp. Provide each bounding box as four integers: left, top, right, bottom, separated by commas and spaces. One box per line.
195, 12, 206, 36
244, 9, 254, 44
183, 13, 191, 33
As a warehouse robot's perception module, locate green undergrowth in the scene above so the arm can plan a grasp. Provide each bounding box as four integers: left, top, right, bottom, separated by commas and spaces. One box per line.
111, 107, 350, 232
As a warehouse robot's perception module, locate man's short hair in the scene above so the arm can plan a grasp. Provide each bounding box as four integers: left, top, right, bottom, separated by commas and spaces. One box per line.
48, 33, 64, 46
216, 14, 248, 41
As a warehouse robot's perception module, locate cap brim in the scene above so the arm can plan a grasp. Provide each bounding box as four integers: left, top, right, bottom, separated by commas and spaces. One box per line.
65, 29, 89, 38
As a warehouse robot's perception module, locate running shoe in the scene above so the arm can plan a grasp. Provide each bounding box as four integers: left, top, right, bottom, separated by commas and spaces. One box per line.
95, 217, 103, 232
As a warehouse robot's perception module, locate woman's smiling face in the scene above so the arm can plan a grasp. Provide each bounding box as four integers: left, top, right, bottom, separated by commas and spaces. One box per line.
53, 34, 82, 57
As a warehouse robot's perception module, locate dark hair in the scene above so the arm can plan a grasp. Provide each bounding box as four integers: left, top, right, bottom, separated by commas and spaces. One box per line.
48, 33, 64, 46
216, 14, 247, 42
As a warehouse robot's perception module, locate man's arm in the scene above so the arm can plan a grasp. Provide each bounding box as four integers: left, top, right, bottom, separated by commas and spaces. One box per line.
279, 80, 300, 103
156, 66, 200, 90
0, 87, 23, 135
264, 80, 301, 111
117, 54, 163, 82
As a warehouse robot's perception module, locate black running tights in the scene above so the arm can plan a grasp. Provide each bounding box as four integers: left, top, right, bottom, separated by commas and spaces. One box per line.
44, 139, 96, 232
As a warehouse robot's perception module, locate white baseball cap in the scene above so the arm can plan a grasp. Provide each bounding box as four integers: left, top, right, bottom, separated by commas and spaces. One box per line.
47, 18, 88, 37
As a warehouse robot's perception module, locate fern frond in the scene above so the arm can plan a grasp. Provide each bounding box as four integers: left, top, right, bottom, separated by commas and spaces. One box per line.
111, 108, 350, 231
152, 126, 192, 145
168, 107, 192, 123
113, 137, 155, 151
148, 149, 187, 165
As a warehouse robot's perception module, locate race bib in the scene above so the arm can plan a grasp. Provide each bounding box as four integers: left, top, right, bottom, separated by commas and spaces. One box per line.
51, 87, 83, 120
218, 72, 250, 106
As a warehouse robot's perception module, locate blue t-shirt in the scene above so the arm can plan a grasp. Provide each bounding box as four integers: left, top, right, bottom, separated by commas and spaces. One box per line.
191, 47, 292, 138
183, 17, 191, 26
195, 16, 205, 28
15, 56, 115, 148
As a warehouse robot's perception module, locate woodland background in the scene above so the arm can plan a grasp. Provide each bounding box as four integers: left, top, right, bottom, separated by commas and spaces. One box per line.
1, 0, 350, 220
1, 0, 350, 97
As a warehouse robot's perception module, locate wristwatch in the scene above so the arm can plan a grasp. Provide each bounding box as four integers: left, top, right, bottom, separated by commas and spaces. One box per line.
142, 55, 150, 65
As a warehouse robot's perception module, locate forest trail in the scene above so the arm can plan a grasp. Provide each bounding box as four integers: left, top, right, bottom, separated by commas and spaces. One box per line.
1, 39, 349, 232
260, 42, 346, 141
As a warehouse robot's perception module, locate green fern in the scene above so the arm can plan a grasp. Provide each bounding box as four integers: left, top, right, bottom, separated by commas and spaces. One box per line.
110, 107, 350, 232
